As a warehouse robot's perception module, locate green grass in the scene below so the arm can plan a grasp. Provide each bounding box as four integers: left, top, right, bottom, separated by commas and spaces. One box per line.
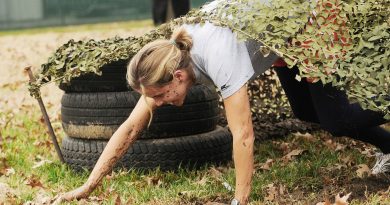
0, 19, 153, 36
1, 107, 389, 204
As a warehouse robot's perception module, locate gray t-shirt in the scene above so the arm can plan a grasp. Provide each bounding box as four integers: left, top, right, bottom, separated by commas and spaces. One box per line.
183, 22, 279, 98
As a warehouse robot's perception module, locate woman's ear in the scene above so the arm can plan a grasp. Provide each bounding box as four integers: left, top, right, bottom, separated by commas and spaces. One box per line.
173, 69, 187, 82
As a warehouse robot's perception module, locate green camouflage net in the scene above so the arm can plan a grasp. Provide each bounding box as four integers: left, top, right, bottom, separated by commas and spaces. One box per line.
29, 0, 389, 119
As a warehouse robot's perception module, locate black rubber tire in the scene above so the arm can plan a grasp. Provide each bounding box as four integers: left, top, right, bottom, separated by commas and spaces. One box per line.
59, 60, 130, 92
61, 84, 220, 139
61, 126, 232, 171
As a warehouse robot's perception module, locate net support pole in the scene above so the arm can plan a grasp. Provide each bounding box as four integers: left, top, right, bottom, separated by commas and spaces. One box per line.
25, 66, 65, 163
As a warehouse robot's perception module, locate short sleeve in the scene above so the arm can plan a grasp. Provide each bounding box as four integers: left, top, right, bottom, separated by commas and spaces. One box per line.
203, 25, 254, 99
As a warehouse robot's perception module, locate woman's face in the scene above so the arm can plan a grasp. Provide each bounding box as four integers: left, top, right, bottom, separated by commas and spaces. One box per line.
141, 70, 193, 107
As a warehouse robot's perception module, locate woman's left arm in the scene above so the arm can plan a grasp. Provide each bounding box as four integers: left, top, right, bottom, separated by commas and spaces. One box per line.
223, 85, 254, 205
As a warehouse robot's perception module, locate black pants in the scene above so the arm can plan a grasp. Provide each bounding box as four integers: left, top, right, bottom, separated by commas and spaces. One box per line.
275, 66, 390, 154
152, 0, 190, 26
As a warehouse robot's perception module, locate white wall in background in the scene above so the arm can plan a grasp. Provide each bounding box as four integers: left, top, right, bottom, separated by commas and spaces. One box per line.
0, 0, 43, 21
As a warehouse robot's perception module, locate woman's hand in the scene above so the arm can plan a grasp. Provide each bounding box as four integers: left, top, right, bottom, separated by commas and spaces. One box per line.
52, 96, 153, 204
61, 183, 92, 201
51, 184, 92, 204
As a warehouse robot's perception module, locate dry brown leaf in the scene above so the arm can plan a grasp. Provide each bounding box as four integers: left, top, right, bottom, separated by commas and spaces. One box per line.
25, 190, 51, 205
340, 156, 354, 167
25, 175, 44, 188
279, 142, 290, 152
209, 167, 223, 180
256, 158, 274, 171
205, 202, 227, 205
194, 175, 208, 186
4, 167, 15, 176
33, 139, 52, 148
178, 190, 197, 199
32, 159, 52, 169
360, 148, 375, 157
115, 194, 122, 205
145, 176, 163, 187
316, 193, 351, 205
324, 139, 338, 150
125, 197, 135, 204
0, 182, 17, 203
335, 143, 347, 152
335, 192, 351, 205
324, 139, 346, 151
281, 149, 306, 163
264, 183, 277, 201
322, 175, 333, 185
332, 163, 347, 170
279, 184, 286, 195
316, 198, 331, 205
356, 164, 371, 178
293, 132, 316, 142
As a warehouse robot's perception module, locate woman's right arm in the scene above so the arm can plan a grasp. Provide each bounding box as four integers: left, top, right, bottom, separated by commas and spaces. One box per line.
60, 95, 156, 201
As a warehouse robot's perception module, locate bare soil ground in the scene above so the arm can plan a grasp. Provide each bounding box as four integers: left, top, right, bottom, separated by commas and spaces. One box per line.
0, 27, 151, 116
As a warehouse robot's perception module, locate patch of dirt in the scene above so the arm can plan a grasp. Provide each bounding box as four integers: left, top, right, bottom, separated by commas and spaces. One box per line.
0, 27, 152, 116
283, 171, 390, 204
344, 175, 390, 200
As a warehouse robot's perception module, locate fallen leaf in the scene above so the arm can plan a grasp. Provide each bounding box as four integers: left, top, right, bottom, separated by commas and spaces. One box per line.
356, 164, 371, 178
335, 143, 347, 152
281, 149, 306, 163
335, 192, 351, 205
264, 183, 277, 201
125, 197, 135, 204
115, 194, 122, 205
332, 163, 347, 170
324, 139, 336, 150
340, 156, 354, 167
4, 167, 15, 176
25, 175, 44, 188
316, 193, 351, 205
256, 158, 274, 171
273, 141, 290, 153
33, 139, 52, 148
0, 182, 17, 203
32, 159, 52, 169
25, 190, 51, 205
194, 175, 208, 186
209, 167, 223, 180
178, 190, 197, 198
322, 175, 333, 185
293, 132, 316, 142
145, 176, 162, 187
324, 139, 347, 151
89, 196, 104, 201
316, 198, 331, 205
279, 184, 286, 195
360, 148, 375, 157
0, 158, 10, 176
205, 202, 226, 205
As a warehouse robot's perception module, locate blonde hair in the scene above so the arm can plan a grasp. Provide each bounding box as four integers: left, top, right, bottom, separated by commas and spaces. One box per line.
127, 27, 195, 125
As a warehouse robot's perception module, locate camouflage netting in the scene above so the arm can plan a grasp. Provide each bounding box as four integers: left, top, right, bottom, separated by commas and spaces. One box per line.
29, 0, 389, 122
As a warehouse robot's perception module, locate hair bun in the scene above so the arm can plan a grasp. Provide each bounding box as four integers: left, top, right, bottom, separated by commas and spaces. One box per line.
170, 27, 193, 52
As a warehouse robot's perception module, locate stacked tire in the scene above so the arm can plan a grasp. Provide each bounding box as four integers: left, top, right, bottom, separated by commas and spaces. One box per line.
60, 60, 232, 171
